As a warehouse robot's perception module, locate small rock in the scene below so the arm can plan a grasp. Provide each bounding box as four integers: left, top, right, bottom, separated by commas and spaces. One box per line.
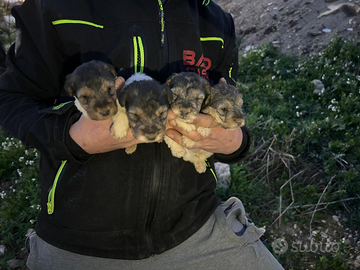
289, 19, 297, 28
311, 79, 325, 94
0, 245, 6, 257
332, 215, 340, 223
321, 232, 328, 238
264, 25, 277, 35
7, 259, 22, 269
214, 162, 231, 187
308, 31, 322, 37
322, 28, 331, 33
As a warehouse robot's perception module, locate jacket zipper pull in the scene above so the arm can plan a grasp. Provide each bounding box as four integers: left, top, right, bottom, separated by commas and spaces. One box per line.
159, 8, 165, 47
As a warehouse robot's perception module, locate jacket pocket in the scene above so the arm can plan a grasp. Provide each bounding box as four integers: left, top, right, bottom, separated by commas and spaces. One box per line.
47, 160, 68, 215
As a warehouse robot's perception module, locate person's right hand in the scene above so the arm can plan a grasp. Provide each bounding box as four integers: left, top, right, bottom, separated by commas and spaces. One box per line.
69, 76, 142, 154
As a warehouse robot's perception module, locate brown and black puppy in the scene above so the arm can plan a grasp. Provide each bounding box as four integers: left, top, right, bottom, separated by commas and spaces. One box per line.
164, 72, 210, 159
65, 60, 118, 121
117, 73, 173, 154
199, 83, 245, 135
65, 60, 130, 150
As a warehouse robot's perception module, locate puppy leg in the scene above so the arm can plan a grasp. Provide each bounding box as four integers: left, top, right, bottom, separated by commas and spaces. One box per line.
125, 144, 137, 154
110, 101, 129, 140
181, 135, 196, 148
175, 120, 196, 133
164, 136, 186, 158
196, 126, 211, 137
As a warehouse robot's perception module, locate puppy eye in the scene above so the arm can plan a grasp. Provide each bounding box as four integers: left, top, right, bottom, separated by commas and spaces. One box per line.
108, 87, 115, 96
159, 111, 167, 119
79, 95, 89, 103
129, 113, 140, 122
219, 107, 228, 115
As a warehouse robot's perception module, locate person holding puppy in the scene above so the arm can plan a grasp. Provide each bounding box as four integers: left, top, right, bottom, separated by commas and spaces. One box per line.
0, 0, 283, 269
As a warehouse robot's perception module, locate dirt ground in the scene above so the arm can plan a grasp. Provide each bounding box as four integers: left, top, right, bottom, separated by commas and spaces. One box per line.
216, 0, 360, 56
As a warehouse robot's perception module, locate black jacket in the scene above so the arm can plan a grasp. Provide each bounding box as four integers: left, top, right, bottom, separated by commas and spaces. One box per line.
0, 0, 249, 259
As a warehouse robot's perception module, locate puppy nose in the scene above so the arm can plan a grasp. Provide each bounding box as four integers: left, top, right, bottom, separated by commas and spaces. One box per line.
146, 134, 157, 141
180, 110, 189, 118
99, 109, 110, 117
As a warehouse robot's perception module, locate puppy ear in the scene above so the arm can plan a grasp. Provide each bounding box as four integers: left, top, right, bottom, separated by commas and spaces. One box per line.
64, 74, 77, 97
165, 73, 178, 87
103, 62, 117, 78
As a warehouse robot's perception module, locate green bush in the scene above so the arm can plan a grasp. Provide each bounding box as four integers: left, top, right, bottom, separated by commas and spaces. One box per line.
0, 134, 40, 269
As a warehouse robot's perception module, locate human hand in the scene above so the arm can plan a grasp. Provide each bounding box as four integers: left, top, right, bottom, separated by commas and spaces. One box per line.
165, 77, 243, 155
69, 76, 142, 154
166, 111, 243, 155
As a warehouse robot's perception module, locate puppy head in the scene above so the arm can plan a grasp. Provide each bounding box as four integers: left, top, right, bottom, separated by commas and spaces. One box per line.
202, 83, 245, 130
166, 72, 210, 123
65, 60, 118, 120
118, 78, 172, 143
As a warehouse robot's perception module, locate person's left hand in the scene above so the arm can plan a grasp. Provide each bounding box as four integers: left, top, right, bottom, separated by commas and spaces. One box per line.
165, 111, 243, 155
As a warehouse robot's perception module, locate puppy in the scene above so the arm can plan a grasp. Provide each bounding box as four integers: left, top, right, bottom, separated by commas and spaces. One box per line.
117, 73, 173, 154
65, 60, 118, 120
200, 82, 245, 133
65, 60, 130, 149
164, 72, 211, 158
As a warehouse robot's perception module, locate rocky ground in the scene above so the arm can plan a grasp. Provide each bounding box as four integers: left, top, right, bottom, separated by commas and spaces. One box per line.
216, 0, 360, 56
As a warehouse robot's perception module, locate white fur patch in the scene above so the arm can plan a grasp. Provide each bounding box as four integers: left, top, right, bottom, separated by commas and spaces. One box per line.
125, 73, 153, 86
74, 98, 89, 118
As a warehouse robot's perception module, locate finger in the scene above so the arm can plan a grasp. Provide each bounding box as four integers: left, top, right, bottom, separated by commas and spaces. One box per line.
115, 76, 125, 94
167, 110, 177, 121
190, 113, 219, 128
166, 128, 184, 146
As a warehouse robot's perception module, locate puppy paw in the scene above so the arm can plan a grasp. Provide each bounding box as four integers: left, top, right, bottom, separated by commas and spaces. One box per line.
164, 136, 185, 158
125, 144, 137, 154
196, 127, 211, 137
194, 160, 207, 174
175, 120, 196, 133
111, 106, 129, 139
181, 136, 196, 148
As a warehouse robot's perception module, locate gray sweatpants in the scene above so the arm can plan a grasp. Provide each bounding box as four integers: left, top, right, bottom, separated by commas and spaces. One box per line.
27, 197, 284, 270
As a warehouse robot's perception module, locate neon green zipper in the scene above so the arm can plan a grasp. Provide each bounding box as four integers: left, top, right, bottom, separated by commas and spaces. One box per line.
52, 101, 73, 111
200, 37, 224, 49
133, 36, 145, 73
202, 0, 211, 6
52, 19, 104, 29
47, 160, 67, 215
205, 159, 218, 182
228, 67, 236, 84
157, 0, 165, 47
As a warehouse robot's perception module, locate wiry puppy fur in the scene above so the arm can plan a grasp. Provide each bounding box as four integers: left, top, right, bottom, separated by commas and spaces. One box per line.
65, 60, 118, 121
201, 83, 245, 131
183, 82, 245, 173
65, 60, 130, 150
117, 73, 173, 154
164, 72, 210, 159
